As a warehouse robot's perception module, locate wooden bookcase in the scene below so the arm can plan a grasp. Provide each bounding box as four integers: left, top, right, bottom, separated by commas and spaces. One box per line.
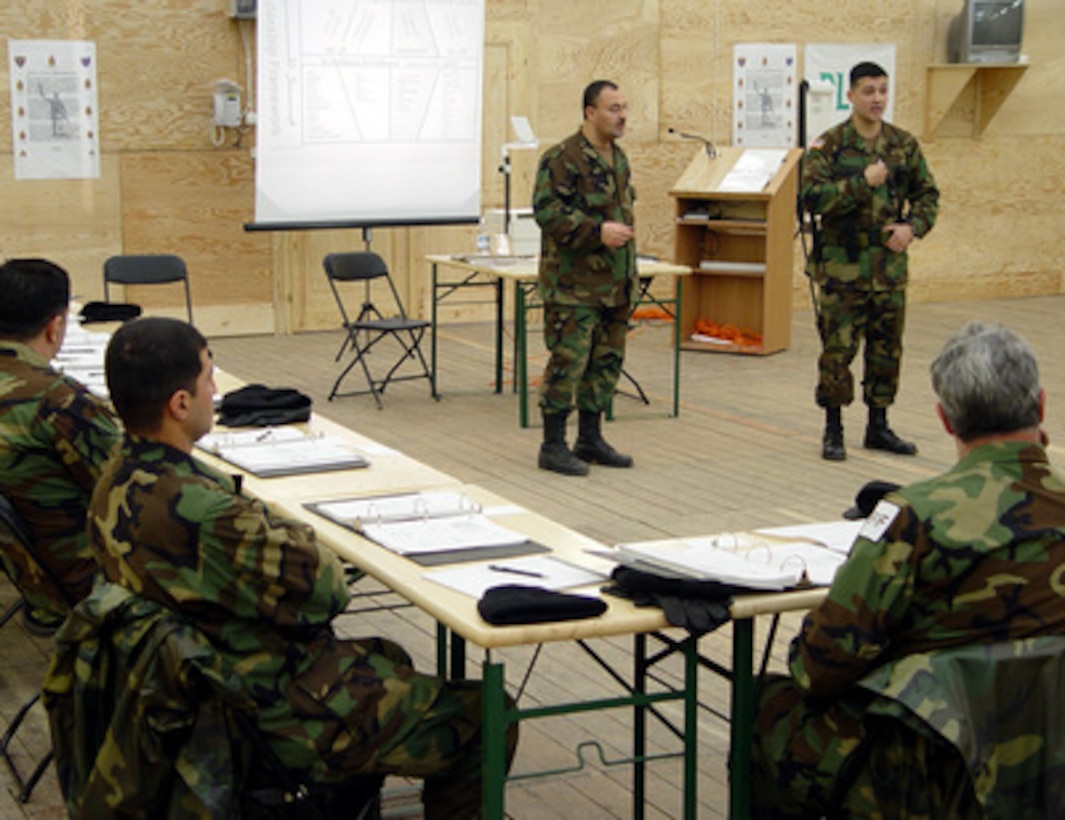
670, 147, 802, 355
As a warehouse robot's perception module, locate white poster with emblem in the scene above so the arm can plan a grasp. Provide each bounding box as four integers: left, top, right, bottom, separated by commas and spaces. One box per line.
8, 39, 99, 180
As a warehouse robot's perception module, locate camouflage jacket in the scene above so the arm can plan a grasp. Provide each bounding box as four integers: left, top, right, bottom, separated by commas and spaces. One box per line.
859, 635, 1065, 814
533, 130, 637, 308
87, 436, 354, 751
44, 583, 251, 818
0, 340, 120, 619
802, 118, 939, 288
791, 441, 1065, 697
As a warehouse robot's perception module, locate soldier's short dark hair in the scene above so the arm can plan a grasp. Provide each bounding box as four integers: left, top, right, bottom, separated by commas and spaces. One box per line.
931, 322, 1041, 442
106, 316, 208, 434
583, 80, 619, 115
0, 258, 70, 340
850, 62, 888, 87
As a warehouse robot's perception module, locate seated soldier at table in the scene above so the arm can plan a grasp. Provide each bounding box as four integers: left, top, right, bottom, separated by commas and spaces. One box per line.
751, 321, 1065, 816
0, 257, 120, 630
88, 316, 516, 819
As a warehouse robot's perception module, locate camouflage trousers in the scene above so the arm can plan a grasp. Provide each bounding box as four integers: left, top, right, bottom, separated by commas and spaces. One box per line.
750, 675, 979, 818
539, 302, 629, 415
273, 634, 518, 820
815, 281, 906, 409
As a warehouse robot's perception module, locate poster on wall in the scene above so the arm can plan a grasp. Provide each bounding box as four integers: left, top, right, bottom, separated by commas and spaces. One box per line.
803, 43, 896, 146
8, 39, 99, 180
732, 44, 797, 148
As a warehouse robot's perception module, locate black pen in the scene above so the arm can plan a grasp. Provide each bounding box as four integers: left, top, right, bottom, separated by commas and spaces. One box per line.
487, 563, 545, 579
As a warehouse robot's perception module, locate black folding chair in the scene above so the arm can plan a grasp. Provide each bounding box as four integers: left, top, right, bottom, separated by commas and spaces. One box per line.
323, 252, 433, 408
103, 254, 193, 323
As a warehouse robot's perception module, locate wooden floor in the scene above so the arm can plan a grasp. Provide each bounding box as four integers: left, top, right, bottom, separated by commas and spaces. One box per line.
4, 294, 1065, 817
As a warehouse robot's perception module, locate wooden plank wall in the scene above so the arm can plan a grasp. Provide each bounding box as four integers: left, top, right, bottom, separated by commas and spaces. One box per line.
0, 0, 1062, 337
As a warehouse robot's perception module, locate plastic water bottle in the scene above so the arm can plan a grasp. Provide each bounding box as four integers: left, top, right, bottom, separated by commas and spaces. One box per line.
476, 217, 490, 254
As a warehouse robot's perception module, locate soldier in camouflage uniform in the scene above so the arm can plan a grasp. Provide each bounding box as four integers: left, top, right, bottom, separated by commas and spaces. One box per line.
0, 258, 120, 629
803, 61, 939, 461
533, 79, 637, 476
89, 316, 516, 819
751, 322, 1065, 816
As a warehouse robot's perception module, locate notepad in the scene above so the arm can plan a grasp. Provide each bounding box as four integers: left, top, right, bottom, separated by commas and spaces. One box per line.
307, 491, 531, 557
424, 556, 606, 598
196, 427, 368, 477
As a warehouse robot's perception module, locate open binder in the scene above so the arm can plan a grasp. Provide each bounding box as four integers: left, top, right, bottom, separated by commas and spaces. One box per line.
602, 531, 850, 590
197, 426, 368, 477
306, 491, 548, 564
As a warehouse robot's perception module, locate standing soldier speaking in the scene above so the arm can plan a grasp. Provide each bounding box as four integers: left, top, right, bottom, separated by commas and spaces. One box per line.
804, 61, 939, 461
533, 79, 637, 476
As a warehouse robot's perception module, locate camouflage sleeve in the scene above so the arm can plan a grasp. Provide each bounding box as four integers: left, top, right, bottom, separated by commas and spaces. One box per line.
901, 141, 939, 238
789, 499, 921, 696
533, 146, 604, 252
800, 138, 867, 220
189, 481, 350, 630
43, 377, 120, 490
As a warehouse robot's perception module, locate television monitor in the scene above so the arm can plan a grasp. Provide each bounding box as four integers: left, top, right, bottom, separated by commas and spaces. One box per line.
948, 0, 1024, 64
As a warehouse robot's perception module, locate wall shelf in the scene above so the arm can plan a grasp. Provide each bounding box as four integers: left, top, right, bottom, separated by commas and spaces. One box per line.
925, 63, 1028, 138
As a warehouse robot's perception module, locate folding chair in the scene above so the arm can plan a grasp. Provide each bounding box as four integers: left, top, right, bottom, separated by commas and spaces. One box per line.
323, 252, 432, 408
0, 492, 64, 804
103, 254, 193, 323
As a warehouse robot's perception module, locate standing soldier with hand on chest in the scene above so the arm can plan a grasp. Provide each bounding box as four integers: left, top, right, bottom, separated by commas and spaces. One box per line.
804, 61, 939, 461
533, 79, 637, 476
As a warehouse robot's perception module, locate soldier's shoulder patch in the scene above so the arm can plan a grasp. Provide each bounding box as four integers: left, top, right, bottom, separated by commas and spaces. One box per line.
859, 500, 900, 542
809, 137, 825, 151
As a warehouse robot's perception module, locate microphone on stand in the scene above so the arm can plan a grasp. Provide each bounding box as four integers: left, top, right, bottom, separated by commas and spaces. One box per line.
667, 127, 717, 158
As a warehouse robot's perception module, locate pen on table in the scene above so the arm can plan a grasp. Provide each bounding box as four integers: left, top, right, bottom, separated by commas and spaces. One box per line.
487, 564, 545, 579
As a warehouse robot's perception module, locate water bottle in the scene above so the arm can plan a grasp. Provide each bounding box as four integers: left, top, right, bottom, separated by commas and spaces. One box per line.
476, 217, 490, 254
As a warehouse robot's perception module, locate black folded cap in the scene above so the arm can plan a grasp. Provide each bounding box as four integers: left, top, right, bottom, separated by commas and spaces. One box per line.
216, 384, 312, 427
477, 584, 606, 625
79, 301, 142, 324
842, 480, 902, 520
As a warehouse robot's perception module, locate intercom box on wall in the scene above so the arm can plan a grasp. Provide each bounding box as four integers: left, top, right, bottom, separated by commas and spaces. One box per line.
228, 0, 256, 19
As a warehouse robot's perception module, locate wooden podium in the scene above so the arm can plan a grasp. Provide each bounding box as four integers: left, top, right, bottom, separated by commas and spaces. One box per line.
670, 147, 802, 355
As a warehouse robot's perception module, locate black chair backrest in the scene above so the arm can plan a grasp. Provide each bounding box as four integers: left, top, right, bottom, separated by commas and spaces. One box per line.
103, 254, 192, 323
323, 252, 389, 283
104, 254, 188, 286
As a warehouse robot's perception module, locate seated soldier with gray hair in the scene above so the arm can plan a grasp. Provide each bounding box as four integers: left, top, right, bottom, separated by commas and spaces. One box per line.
751, 321, 1065, 816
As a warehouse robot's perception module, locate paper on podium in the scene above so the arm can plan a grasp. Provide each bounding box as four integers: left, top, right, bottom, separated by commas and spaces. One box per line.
716, 148, 788, 192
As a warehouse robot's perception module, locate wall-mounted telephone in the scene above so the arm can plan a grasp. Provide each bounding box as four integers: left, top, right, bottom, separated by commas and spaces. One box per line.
213, 80, 242, 128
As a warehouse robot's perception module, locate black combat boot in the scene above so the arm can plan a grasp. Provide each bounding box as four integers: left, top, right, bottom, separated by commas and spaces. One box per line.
822, 406, 846, 461
573, 410, 633, 468
864, 406, 918, 455
538, 411, 589, 475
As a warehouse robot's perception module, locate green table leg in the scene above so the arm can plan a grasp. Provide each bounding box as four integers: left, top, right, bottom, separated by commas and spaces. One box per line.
516, 284, 529, 428
730, 618, 755, 819
482, 657, 507, 818
430, 263, 439, 398
672, 278, 682, 417
494, 276, 503, 393
683, 634, 698, 819
633, 633, 646, 819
